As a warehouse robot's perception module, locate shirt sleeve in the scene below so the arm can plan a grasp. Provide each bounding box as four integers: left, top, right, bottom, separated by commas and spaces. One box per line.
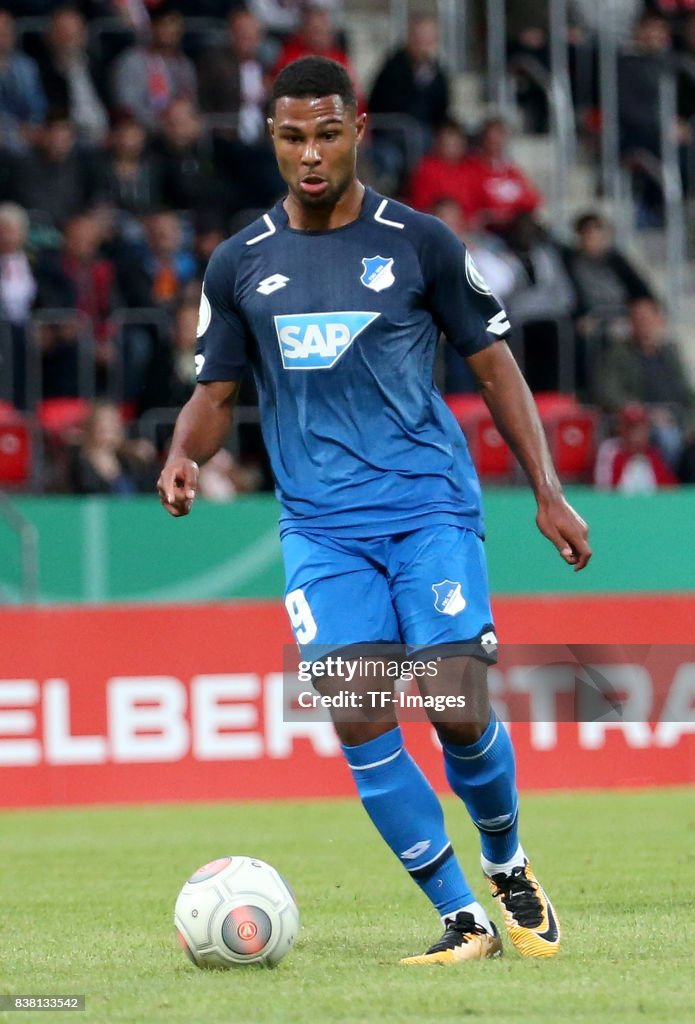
195, 241, 249, 382
420, 217, 511, 357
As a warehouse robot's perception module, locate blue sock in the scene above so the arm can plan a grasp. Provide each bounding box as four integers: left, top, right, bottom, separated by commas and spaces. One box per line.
442, 713, 520, 865
342, 726, 475, 917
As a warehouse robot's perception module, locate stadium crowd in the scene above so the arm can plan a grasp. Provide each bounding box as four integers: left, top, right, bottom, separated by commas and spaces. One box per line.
1, 0, 695, 496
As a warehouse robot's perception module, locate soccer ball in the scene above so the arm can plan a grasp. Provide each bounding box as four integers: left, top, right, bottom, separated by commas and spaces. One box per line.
174, 856, 299, 969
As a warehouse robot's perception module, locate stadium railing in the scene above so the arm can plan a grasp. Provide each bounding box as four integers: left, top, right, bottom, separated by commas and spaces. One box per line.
138, 405, 261, 459
26, 309, 96, 413
506, 53, 576, 234
387, 0, 467, 72
620, 142, 685, 324
105, 307, 171, 406
0, 322, 14, 406
0, 490, 39, 603
507, 313, 577, 396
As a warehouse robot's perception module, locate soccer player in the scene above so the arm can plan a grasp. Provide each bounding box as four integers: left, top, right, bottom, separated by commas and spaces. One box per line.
158, 56, 591, 964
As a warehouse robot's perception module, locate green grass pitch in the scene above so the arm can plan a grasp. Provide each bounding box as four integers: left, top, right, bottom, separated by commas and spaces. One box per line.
0, 789, 692, 1024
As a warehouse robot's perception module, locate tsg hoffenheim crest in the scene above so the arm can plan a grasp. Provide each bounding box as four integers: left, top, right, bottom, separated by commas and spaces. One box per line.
432, 580, 467, 617
361, 255, 395, 292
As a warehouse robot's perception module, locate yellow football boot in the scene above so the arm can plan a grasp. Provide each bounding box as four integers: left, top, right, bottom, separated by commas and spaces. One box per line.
400, 912, 503, 965
484, 860, 560, 958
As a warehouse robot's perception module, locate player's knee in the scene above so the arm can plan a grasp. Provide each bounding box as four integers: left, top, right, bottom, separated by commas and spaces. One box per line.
335, 720, 398, 748
434, 721, 487, 745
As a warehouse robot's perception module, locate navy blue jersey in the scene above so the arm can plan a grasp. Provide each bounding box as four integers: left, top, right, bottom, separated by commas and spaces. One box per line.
195, 187, 510, 537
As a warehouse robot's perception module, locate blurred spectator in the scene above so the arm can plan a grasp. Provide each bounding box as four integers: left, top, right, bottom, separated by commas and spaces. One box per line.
248, 0, 304, 39
676, 427, 695, 482
503, 211, 576, 393
645, 0, 695, 41
272, 6, 360, 101
505, 15, 597, 135
93, 110, 162, 216
193, 214, 226, 277
34, 212, 120, 396
38, 212, 117, 340
0, 9, 47, 153
112, 3, 197, 130
197, 8, 270, 143
0, 202, 37, 329
139, 210, 197, 308
152, 98, 233, 216
198, 448, 263, 501
432, 198, 516, 304
617, 13, 692, 222
432, 197, 516, 395
618, 13, 674, 157
505, 213, 575, 320
676, 12, 695, 121
564, 212, 654, 390
407, 120, 474, 216
67, 400, 158, 494
36, 6, 108, 145
594, 402, 678, 493
506, 24, 551, 134
0, 202, 36, 407
140, 298, 196, 410
368, 14, 450, 186
12, 113, 97, 228
463, 118, 543, 234
565, 212, 654, 328
598, 297, 695, 463
196, 8, 283, 210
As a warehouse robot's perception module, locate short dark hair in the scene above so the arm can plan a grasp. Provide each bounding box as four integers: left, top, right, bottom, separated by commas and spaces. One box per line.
272, 56, 356, 112
574, 212, 606, 234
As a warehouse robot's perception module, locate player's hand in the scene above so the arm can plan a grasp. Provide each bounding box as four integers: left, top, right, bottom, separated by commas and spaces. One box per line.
157, 458, 199, 517
535, 494, 591, 571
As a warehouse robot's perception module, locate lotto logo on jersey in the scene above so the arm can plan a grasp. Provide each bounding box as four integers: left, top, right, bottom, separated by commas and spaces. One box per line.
274, 312, 380, 369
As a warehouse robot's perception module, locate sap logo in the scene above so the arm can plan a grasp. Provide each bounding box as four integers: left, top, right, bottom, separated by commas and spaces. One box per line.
274, 311, 379, 369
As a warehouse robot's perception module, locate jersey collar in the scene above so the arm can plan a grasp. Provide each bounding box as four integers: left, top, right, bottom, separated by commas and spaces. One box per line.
272, 185, 381, 235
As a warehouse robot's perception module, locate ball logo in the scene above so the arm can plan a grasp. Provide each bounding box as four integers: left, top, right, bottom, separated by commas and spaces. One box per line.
188, 856, 232, 883
238, 920, 258, 941
465, 251, 492, 296
274, 311, 380, 369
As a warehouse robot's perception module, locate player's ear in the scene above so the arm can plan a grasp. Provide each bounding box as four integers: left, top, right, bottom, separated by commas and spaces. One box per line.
267, 116, 275, 140
355, 113, 367, 145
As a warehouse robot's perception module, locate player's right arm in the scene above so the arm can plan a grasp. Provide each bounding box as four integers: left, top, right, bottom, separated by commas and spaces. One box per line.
158, 237, 249, 518
157, 380, 241, 517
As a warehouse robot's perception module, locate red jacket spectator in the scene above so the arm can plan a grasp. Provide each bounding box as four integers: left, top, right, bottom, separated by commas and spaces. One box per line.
272, 8, 362, 107
408, 120, 476, 216
464, 117, 542, 232
594, 403, 678, 493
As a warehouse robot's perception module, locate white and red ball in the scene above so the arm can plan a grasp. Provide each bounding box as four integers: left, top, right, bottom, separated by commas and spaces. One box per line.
175, 856, 299, 968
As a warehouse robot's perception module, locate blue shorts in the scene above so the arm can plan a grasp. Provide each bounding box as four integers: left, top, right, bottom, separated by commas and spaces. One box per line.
281, 525, 497, 661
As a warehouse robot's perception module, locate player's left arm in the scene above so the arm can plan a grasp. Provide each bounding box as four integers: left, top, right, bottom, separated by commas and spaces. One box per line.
466, 341, 592, 571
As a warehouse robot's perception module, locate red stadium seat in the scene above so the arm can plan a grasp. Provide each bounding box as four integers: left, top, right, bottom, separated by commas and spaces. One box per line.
468, 416, 515, 478
533, 391, 580, 418
445, 394, 488, 421
544, 409, 599, 480
0, 414, 31, 486
38, 398, 92, 439
446, 395, 515, 479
